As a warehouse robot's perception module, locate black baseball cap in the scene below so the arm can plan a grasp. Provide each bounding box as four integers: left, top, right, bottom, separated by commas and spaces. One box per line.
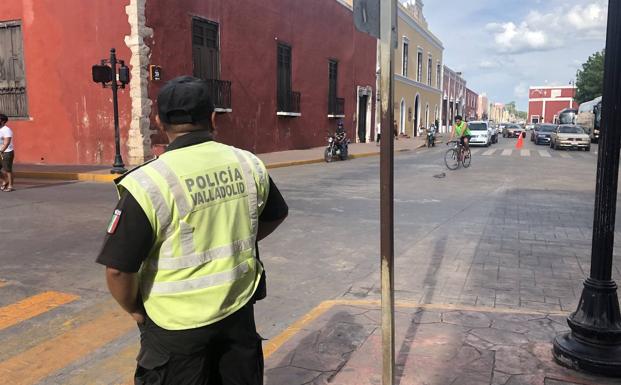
157, 76, 215, 124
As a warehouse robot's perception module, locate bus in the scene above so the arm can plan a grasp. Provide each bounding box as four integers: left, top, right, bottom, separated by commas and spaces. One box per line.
576, 96, 602, 143
555, 108, 578, 125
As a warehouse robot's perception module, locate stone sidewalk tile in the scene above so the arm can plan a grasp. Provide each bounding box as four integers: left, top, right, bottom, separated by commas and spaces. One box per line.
264, 302, 621, 385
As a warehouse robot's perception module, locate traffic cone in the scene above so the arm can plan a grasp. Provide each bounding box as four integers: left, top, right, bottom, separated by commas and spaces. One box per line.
516, 132, 524, 149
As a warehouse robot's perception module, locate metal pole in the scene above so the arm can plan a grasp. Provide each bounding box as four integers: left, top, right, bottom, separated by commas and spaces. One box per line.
379, 1, 396, 384
110, 48, 127, 174
553, 0, 621, 376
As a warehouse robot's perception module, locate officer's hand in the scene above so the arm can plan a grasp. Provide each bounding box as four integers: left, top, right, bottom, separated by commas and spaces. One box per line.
131, 311, 146, 325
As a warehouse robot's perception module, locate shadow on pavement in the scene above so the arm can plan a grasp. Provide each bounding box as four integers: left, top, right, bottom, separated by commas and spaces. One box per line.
264, 311, 367, 385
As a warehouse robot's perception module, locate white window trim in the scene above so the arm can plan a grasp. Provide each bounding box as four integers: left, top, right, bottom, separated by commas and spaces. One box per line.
277, 112, 301, 117
427, 54, 433, 87
416, 48, 424, 83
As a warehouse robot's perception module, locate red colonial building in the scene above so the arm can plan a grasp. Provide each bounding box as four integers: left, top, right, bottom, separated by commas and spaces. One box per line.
464, 88, 478, 121
441, 66, 466, 132
1, 0, 376, 166
528, 85, 577, 124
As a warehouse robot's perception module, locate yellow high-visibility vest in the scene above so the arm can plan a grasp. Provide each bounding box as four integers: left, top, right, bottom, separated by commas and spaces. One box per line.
117, 141, 270, 330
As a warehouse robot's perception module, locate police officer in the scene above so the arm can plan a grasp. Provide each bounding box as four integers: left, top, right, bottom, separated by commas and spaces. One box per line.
96, 76, 288, 385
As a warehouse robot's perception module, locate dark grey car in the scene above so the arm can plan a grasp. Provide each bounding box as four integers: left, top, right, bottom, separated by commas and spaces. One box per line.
532, 124, 557, 145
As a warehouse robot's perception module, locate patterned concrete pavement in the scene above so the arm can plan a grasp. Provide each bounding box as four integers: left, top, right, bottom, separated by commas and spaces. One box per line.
265, 301, 621, 385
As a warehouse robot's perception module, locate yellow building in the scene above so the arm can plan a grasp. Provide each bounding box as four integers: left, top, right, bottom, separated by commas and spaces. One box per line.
341, 0, 444, 139
394, 0, 444, 137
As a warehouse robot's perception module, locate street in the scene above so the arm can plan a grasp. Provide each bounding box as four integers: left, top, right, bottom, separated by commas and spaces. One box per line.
0, 135, 617, 384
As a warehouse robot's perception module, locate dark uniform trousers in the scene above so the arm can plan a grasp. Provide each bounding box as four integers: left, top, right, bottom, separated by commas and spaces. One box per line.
135, 303, 263, 385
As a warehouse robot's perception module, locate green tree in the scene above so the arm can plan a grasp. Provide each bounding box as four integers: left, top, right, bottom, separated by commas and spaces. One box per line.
576, 50, 605, 104
505, 101, 517, 115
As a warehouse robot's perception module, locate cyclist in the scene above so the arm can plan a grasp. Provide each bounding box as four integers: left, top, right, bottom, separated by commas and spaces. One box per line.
451, 115, 471, 160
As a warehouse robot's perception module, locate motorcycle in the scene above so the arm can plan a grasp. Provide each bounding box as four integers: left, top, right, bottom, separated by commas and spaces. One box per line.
324, 130, 350, 162
426, 127, 436, 147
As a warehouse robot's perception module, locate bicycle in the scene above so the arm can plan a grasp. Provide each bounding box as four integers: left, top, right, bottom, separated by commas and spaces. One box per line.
444, 139, 471, 170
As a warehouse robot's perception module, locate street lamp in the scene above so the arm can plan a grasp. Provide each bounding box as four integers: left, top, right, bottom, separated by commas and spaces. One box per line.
569, 79, 576, 108
553, 1, 621, 376
92, 48, 130, 174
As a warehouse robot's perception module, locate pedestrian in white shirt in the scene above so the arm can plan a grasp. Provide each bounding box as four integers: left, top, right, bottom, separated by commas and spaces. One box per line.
0, 114, 15, 191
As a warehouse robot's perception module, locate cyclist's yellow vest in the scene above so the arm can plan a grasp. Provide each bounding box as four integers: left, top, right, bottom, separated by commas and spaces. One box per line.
455, 122, 470, 137
116, 141, 269, 330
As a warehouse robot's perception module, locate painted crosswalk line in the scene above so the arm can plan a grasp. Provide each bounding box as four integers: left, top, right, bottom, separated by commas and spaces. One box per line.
559, 152, 572, 158
0, 306, 135, 385
58, 342, 138, 385
538, 150, 552, 158
0, 291, 79, 331
481, 149, 496, 156
501, 149, 512, 156
521, 150, 531, 157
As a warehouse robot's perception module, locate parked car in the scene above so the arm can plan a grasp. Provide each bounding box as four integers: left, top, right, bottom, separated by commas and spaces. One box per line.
498, 122, 507, 134
550, 125, 591, 151
467, 121, 493, 146
526, 123, 535, 131
532, 124, 557, 145
502, 124, 523, 138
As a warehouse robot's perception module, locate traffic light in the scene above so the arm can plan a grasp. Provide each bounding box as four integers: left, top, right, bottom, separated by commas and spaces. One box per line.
92, 64, 113, 84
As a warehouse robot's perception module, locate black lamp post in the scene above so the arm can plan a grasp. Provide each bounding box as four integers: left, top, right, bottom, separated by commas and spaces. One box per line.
92, 48, 130, 174
553, 0, 621, 376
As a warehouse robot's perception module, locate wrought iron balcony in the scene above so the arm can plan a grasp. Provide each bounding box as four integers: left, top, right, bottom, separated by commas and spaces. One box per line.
328, 97, 345, 117
205, 79, 232, 112
277, 90, 301, 116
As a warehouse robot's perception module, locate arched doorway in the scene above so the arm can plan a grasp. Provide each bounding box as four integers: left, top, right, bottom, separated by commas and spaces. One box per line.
425, 104, 430, 130
399, 99, 406, 135
414, 94, 420, 136
434, 105, 439, 128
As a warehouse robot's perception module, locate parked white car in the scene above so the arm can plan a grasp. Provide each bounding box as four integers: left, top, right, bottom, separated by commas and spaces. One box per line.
467, 121, 492, 146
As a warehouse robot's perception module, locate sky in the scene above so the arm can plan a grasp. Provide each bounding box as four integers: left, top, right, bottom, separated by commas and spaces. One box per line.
421, 0, 607, 111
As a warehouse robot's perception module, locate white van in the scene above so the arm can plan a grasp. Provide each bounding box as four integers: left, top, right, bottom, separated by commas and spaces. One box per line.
467, 121, 492, 146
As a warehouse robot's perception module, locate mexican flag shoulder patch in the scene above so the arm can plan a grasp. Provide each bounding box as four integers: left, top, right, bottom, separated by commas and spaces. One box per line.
107, 209, 122, 234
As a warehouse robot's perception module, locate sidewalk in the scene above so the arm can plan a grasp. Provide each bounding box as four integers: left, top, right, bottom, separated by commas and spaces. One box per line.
263, 300, 620, 385
14, 135, 430, 183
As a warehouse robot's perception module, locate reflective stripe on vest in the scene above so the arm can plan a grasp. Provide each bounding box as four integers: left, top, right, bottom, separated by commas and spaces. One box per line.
150, 260, 250, 295
116, 142, 267, 329
232, 149, 259, 236
130, 167, 172, 230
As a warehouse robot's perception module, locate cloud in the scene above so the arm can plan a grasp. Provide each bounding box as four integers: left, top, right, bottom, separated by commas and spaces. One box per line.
514, 82, 529, 99
486, 21, 560, 54
478, 60, 499, 69
567, 2, 607, 31
486, 0, 607, 54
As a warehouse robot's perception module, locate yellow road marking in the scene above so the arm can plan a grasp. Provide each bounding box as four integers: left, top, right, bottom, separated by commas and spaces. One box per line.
0, 291, 79, 331
0, 307, 135, 385
263, 300, 339, 358
62, 343, 138, 385
263, 299, 569, 359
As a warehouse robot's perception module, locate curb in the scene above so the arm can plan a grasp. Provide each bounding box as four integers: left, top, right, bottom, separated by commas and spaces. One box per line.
265, 148, 413, 169
14, 170, 118, 183
15, 145, 423, 183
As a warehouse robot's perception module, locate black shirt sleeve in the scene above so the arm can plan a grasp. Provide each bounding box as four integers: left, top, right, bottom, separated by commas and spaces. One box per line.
96, 191, 154, 273
259, 177, 288, 222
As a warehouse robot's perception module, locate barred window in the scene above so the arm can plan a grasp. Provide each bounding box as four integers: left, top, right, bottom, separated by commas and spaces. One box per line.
0, 21, 27, 118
